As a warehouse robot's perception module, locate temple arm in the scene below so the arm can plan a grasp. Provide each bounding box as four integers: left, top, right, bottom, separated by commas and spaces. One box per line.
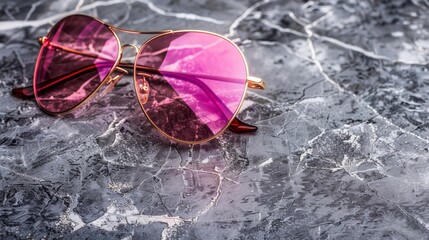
12, 62, 264, 96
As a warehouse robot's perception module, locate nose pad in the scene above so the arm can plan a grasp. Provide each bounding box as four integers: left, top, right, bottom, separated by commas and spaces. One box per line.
100, 72, 125, 97
136, 74, 150, 104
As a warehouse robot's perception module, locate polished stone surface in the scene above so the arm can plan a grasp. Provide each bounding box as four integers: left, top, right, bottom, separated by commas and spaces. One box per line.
2, 0, 429, 239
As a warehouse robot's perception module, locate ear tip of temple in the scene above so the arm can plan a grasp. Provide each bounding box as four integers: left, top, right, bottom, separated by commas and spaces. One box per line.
228, 117, 258, 133
11, 86, 34, 99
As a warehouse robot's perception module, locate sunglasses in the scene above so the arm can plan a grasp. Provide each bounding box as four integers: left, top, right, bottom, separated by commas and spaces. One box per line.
12, 14, 266, 144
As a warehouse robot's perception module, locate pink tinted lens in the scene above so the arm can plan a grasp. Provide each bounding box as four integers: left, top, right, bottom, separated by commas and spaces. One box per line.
135, 32, 247, 142
34, 15, 119, 113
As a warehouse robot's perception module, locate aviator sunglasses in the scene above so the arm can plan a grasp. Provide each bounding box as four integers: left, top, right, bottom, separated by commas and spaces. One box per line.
12, 14, 266, 144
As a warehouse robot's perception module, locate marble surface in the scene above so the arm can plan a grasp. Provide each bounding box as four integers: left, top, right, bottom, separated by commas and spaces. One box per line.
2, 0, 429, 239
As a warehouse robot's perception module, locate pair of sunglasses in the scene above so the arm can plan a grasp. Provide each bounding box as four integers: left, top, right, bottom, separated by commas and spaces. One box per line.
12, 14, 266, 144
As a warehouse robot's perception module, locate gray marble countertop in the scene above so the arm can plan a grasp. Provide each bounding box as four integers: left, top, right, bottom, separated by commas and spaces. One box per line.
2, 0, 429, 239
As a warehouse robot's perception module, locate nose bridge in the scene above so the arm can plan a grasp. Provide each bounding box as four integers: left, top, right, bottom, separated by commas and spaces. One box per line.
121, 43, 139, 55
99, 44, 139, 98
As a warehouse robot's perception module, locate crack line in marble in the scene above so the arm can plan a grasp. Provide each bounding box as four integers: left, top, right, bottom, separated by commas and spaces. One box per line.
286, 11, 429, 146
225, 0, 274, 38
410, 0, 429, 10
261, 10, 429, 66
113, 3, 132, 27
261, 19, 308, 38
365, 182, 429, 234
75, 0, 86, 10
0, 0, 127, 31
0, 0, 224, 31
0, 164, 46, 182
24, 0, 47, 21
98, 112, 128, 139
134, 0, 224, 25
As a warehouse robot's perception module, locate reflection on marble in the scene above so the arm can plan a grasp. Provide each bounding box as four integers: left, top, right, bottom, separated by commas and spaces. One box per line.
2, 0, 429, 239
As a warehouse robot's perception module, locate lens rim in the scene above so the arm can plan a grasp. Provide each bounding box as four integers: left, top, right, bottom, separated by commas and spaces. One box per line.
33, 14, 122, 115
133, 30, 249, 144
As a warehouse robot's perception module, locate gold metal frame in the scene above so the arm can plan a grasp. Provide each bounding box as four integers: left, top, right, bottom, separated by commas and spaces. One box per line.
29, 14, 266, 144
